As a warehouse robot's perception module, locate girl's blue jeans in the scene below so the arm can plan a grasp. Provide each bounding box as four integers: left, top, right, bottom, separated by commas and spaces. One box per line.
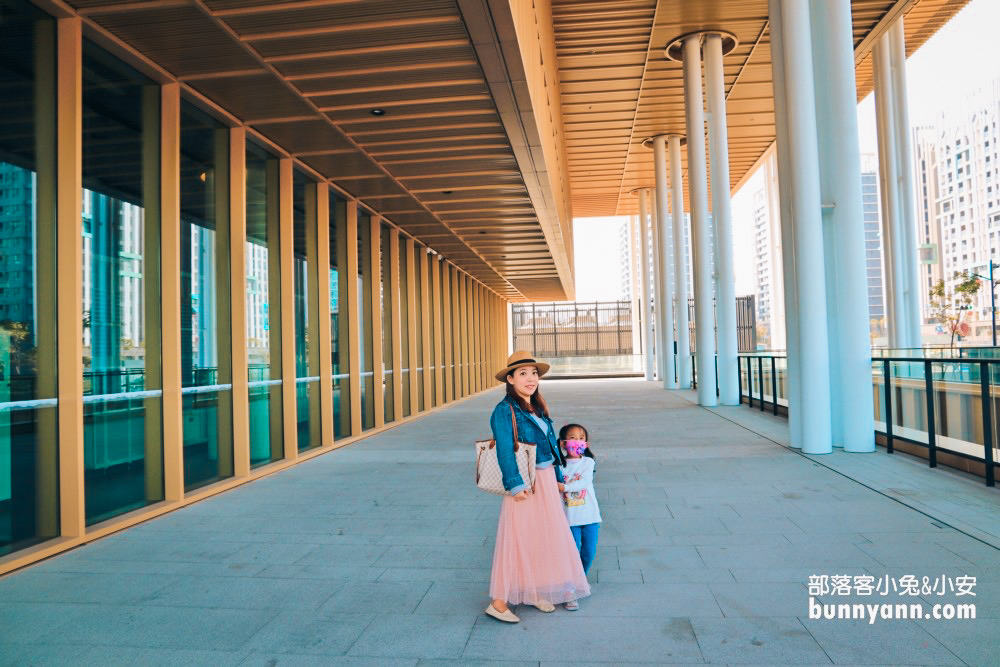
570, 523, 599, 574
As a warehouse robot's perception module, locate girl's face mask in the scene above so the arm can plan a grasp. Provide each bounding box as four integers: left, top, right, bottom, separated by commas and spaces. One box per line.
564, 439, 587, 457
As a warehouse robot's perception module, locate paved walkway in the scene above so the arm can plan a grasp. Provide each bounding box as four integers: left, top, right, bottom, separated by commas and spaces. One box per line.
2, 378, 999, 665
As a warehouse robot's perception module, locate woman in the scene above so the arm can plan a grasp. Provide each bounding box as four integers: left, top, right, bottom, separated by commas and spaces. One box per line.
485, 351, 591, 623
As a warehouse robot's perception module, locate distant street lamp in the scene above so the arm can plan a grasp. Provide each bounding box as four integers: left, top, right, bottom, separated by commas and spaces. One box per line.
970, 261, 998, 347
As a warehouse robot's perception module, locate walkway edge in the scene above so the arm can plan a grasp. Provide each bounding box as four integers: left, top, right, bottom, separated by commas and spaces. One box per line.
669, 389, 1000, 552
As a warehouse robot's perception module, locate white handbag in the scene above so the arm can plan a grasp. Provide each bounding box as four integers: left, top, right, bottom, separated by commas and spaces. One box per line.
475, 404, 537, 496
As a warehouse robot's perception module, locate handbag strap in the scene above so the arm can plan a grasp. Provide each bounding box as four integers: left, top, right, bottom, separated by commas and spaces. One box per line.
509, 404, 519, 450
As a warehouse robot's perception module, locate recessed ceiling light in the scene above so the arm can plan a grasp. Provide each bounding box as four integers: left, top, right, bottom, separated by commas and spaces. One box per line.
370, 108, 386, 116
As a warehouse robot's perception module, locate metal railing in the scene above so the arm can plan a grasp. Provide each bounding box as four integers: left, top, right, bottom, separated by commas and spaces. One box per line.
736, 351, 999, 487
512, 300, 633, 357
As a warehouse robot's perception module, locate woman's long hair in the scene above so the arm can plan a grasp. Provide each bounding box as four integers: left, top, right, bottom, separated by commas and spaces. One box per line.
505, 376, 550, 418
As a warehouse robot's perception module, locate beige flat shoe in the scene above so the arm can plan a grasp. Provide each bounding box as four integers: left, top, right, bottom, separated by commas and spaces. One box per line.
485, 604, 520, 623
533, 600, 555, 613
564, 599, 579, 611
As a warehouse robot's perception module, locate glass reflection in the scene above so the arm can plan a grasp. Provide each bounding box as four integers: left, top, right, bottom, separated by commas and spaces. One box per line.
180, 101, 232, 491
359, 213, 374, 430
381, 223, 393, 423
0, 0, 58, 556
246, 142, 282, 467
331, 194, 349, 438
81, 40, 163, 525
293, 170, 319, 451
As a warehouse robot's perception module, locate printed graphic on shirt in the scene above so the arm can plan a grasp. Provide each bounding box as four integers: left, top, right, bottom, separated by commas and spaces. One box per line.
564, 489, 587, 507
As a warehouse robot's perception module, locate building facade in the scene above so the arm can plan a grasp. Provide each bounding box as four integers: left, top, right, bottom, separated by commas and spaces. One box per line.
0, 1, 512, 573
913, 81, 1000, 341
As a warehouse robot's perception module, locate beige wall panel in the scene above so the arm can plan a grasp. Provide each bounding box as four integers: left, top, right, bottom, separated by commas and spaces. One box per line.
156, 83, 181, 502
442, 261, 453, 403
472, 282, 481, 394
315, 183, 334, 447
405, 239, 419, 416
432, 257, 444, 406
229, 127, 250, 477
450, 266, 462, 399
33, 19, 58, 537
420, 248, 432, 408
56, 17, 84, 537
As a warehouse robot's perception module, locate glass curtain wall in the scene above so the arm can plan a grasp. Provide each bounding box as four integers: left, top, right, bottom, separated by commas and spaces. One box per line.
399, 240, 410, 417
330, 194, 349, 439
429, 255, 438, 408
179, 101, 233, 491
81, 40, 163, 526
358, 212, 374, 430
292, 171, 319, 451
380, 223, 393, 424
246, 142, 282, 467
414, 245, 425, 412
0, 1, 58, 557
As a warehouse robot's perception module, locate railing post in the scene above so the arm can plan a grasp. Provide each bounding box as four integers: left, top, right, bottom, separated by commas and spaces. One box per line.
981, 360, 995, 487
924, 359, 937, 469
756, 356, 763, 412
746, 357, 752, 408
883, 358, 894, 454
771, 355, 779, 416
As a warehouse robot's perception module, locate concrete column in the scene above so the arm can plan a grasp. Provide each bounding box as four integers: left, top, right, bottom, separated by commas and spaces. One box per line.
649, 186, 666, 382
775, 0, 832, 454
874, 36, 903, 348
682, 35, 717, 407
890, 20, 922, 347
810, 0, 875, 452
768, 0, 803, 449
704, 34, 739, 405
628, 216, 642, 362
636, 189, 655, 380
652, 137, 677, 389
669, 135, 692, 388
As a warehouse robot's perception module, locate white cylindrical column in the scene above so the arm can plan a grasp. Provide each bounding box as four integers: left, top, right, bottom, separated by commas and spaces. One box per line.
874, 35, 907, 348
629, 215, 642, 361
810, 0, 875, 452
669, 135, 692, 388
637, 188, 655, 381
682, 35, 717, 407
653, 137, 677, 389
649, 187, 665, 382
777, 0, 832, 454
890, 20, 922, 348
769, 0, 803, 449
704, 33, 739, 405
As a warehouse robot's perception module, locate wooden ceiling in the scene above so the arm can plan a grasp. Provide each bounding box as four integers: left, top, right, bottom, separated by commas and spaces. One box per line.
551, 0, 970, 218
62, 0, 969, 302
67, 0, 567, 302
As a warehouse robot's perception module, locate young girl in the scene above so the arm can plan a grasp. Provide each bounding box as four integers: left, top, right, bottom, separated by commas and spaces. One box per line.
558, 423, 601, 611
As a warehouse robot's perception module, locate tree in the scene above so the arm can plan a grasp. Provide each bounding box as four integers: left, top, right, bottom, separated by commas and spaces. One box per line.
928, 271, 982, 349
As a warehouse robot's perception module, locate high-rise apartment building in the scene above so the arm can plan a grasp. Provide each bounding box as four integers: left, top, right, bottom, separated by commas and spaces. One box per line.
861, 155, 886, 325
619, 217, 636, 301
913, 80, 1000, 340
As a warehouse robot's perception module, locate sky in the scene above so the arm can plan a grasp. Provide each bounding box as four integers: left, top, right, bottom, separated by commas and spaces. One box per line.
573, 0, 1000, 301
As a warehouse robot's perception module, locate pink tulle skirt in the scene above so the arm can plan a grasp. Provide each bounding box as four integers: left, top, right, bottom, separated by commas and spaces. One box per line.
489, 466, 592, 605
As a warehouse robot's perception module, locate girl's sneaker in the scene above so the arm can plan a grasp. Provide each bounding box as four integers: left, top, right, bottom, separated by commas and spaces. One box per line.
564, 599, 579, 611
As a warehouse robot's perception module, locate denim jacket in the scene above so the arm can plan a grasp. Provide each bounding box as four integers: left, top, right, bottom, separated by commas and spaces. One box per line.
489, 396, 565, 493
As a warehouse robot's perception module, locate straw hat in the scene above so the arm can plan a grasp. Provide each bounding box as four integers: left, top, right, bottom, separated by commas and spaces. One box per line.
495, 350, 550, 383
